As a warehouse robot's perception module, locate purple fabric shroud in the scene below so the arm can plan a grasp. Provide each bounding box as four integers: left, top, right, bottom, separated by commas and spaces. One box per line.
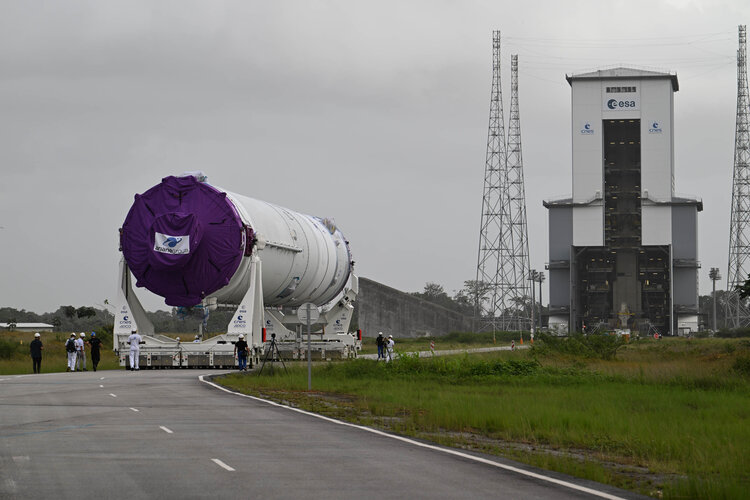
121, 175, 244, 307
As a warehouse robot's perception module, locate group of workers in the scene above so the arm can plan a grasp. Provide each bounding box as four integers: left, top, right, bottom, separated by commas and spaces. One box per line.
375, 332, 395, 362
64, 332, 103, 372
27, 331, 102, 374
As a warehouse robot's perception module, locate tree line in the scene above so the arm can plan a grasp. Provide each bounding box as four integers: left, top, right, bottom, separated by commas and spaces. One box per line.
0, 306, 235, 335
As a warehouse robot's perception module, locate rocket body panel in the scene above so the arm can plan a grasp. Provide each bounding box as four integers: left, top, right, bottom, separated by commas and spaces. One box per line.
219, 190, 352, 307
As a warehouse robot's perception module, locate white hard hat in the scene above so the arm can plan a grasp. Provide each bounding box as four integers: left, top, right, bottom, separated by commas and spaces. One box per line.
195, 335, 200, 339
176, 337, 180, 341
389, 335, 393, 338
238, 334, 244, 339
34, 332, 40, 337
70, 333, 76, 337
80, 332, 86, 337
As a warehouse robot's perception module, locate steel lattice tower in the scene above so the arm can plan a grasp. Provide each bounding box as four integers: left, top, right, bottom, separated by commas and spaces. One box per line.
505, 54, 532, 326
727, 25, 750, 328
475, 33, 531, 331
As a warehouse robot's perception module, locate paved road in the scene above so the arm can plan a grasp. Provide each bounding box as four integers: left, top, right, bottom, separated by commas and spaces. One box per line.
0, 370, 641, 500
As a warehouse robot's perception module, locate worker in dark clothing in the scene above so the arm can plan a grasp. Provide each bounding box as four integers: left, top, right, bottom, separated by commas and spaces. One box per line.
376, 332, 385, 361
234, 334, 249, 371
30, 332, 43, 374
89, 332, 102, 372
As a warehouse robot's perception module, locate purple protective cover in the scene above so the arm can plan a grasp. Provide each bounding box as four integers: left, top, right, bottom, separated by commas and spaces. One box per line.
121, 175, 244, 306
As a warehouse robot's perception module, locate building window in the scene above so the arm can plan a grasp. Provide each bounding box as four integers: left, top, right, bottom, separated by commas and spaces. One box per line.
606, 86, 637, 93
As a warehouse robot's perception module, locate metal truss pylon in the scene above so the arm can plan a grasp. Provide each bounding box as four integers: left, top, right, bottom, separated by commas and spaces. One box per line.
475, 32, 532, 332
727, 24, 750, 328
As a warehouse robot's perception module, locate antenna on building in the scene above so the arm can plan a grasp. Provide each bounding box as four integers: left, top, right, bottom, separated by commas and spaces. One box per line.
475, 32, 532, 332
727, 24, 750, 328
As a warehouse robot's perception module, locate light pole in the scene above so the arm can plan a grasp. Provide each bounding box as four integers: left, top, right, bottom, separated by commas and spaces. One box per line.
709, 268, 721, 331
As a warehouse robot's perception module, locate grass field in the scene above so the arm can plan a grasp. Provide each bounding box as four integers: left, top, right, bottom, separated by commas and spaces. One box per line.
218, 336, 750, 499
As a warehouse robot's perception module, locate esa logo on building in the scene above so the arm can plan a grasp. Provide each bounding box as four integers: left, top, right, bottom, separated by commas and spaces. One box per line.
607, 98, 636, 110
580, 123, 594, 135
648, 122, 663, 134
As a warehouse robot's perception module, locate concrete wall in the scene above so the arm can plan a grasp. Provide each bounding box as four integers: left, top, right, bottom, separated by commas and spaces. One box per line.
357, 277, 473, 338
547, 206, 572, 310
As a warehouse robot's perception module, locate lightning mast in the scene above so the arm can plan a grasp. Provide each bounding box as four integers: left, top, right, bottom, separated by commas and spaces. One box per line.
505, 54, 532, 327
475, 33, 532, 331
727, 24, 750, 328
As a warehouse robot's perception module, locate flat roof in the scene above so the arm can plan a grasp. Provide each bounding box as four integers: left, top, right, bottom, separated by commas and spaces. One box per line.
566, 67, 679, 92
0, 323, 54, 328
544, 195, 702, 211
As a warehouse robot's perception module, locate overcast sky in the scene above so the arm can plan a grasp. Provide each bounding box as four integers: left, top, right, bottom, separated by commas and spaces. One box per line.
1, 0, 749, 314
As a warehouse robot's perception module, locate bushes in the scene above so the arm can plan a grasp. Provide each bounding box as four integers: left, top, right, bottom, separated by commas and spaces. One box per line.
715, 328, 750, 338
0, 338, 23, 359
325, 353, 540, 380
733, 356, 750, 376
533, 332, 627, 360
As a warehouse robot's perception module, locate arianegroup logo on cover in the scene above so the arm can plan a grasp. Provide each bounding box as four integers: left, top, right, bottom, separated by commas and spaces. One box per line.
154, 232, 190, 254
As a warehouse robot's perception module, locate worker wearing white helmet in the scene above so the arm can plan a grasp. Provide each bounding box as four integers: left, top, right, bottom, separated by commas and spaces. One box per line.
234, 334, 250, 371
127, 330, 142, 371
30, 333, 43, 374
75, 332, 87, 371
376, 332, 385, 361
65, 333, 77, 372
385, 335, 395, 363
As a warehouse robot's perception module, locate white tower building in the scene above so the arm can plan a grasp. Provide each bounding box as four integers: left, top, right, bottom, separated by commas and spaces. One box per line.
544, 68, 701, 336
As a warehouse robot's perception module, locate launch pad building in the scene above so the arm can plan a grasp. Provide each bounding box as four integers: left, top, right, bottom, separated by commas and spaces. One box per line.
545, 68, 701, 336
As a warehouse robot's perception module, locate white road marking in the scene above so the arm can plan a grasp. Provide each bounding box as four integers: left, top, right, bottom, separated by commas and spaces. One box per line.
129, 408, 139, 412
99, 384, 104, 388
100, 377, 105, 380
211, 458, 235, 471
199, 376, 627, 500
159, 426, 173, 434
4, 478, 17, 493
12, 456, 30, 463
109, 393, 117, 398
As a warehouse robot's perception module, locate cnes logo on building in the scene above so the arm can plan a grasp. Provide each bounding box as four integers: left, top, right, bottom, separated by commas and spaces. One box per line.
649, 122, 663, 134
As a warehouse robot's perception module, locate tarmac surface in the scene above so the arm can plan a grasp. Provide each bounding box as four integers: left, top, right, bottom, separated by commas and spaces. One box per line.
0, 369, 644, 500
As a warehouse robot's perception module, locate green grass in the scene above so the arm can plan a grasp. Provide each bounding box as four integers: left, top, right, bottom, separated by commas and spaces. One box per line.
218, 338, 750, 499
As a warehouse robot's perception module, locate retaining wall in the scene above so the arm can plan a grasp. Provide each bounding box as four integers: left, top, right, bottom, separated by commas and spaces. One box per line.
357, 277, 473, 338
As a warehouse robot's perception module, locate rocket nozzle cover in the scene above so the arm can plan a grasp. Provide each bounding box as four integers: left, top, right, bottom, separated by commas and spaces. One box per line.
120, 175, 245, 307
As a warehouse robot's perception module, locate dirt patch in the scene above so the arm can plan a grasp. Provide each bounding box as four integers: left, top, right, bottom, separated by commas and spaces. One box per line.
417, 430, 682, 495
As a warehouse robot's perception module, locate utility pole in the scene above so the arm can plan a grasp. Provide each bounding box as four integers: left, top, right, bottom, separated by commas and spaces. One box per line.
710, 267, 722, 331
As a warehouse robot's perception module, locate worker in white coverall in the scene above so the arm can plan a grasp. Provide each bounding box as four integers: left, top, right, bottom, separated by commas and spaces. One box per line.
385, 335, 395, 363
66, 333, 78, 372
75, 332, 87, 371
128, 330, 142, 371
